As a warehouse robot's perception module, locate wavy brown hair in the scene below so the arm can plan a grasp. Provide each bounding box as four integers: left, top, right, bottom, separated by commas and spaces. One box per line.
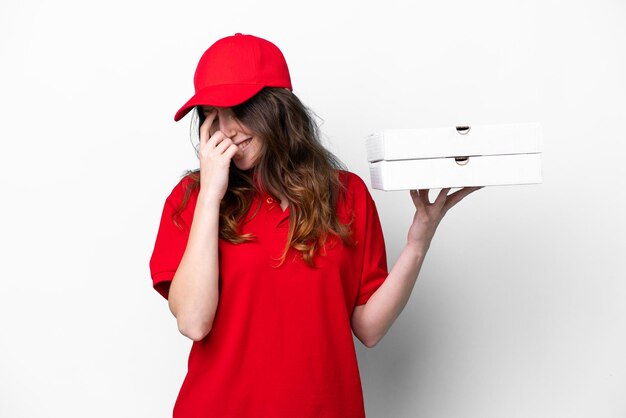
171, 87, 356, 268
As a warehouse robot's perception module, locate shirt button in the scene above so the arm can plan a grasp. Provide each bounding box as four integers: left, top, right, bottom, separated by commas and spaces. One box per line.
266, 197, 274, 204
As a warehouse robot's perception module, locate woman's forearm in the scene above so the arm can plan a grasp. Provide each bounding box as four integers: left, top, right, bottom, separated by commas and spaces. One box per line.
167, 192, 221, 341
357, 242, 428, 347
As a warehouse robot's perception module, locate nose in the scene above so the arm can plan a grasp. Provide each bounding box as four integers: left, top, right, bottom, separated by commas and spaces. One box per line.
218, 111, 239, 138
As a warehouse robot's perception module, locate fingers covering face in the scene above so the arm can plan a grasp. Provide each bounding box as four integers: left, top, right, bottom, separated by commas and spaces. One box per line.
200, 109, 219, 145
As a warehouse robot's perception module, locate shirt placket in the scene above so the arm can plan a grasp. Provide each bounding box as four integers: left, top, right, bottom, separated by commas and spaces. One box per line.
264, 196, 290, 228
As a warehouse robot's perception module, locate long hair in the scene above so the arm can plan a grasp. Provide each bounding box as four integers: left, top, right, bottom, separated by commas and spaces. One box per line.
171, 87, 356, 268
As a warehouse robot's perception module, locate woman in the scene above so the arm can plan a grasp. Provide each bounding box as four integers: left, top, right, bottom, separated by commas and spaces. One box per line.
149, 32, 481, 418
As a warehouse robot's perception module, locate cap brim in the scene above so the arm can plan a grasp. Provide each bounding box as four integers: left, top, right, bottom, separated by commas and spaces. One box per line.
174, 84, 266, 122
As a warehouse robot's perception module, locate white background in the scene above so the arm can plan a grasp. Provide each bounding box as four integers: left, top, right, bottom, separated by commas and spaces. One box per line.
1, 0, 624, 417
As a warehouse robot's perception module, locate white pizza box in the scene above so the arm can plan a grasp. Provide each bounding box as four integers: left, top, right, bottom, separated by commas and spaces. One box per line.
366, 122, 542, 190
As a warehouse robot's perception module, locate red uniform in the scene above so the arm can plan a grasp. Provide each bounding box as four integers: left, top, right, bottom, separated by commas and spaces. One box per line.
149, 170, 388, 417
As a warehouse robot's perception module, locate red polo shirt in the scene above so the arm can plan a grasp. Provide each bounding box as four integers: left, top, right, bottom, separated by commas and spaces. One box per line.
149, 170, 388, 417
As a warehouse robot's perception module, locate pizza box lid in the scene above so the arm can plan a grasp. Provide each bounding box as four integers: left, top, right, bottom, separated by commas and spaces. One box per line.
366, 122, 542, 163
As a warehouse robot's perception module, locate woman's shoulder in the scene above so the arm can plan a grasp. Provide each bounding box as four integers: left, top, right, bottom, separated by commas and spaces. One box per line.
165, 171, 200, 205
336, 169, 370, 197
335, 170, 374, 220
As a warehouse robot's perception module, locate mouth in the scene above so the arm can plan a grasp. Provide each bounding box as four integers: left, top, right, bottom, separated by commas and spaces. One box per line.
236, 137, 253, 150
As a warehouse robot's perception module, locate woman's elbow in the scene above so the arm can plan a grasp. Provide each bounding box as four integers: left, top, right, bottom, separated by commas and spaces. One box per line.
177, 319, 212, 341
168, 295, 217, 341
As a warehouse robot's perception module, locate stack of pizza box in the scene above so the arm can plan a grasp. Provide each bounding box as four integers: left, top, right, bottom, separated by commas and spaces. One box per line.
366, 122, 543, 190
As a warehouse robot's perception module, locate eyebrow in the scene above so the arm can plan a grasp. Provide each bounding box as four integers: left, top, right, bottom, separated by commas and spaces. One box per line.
200, 106, 215, 112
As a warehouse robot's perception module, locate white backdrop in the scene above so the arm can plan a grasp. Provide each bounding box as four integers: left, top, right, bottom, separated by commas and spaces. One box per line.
1, 0, 624, 417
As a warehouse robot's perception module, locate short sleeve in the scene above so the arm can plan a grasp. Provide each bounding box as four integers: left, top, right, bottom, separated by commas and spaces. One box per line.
354, 179, 389, 307
148, 178, 194, 300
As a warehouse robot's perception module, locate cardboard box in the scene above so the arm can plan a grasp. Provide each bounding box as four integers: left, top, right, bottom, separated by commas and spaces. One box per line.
366, 122, 543, 190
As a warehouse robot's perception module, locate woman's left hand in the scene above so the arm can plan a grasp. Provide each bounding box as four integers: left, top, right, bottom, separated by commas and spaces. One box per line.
407, 187, 483, 253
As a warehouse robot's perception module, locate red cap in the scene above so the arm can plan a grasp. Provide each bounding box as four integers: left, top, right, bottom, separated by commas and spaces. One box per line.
174, 33, 292, 122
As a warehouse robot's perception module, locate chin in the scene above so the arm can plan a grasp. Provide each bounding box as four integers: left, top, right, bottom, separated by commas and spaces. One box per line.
233, 159, 256, 171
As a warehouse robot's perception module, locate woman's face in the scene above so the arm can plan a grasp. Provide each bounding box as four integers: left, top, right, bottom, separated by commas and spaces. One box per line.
200, 106, 263, 171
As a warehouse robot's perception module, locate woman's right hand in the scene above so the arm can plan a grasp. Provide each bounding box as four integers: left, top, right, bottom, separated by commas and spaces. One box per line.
198, 109, 240, 203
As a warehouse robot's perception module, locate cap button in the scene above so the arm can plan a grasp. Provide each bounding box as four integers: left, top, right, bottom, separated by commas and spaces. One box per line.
235, 32, 244, 36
